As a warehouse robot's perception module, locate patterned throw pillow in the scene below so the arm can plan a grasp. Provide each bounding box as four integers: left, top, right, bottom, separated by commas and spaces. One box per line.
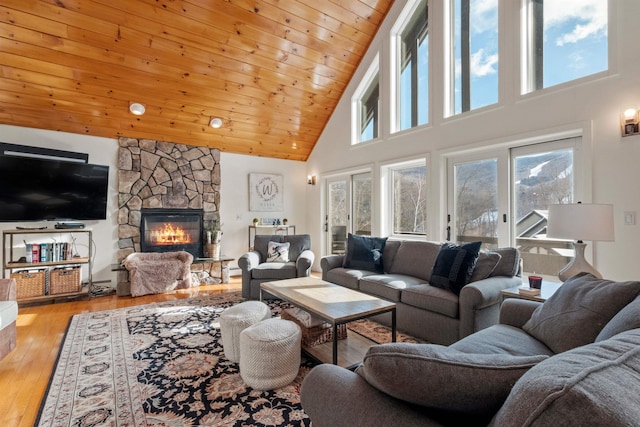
266, 241, 290, 262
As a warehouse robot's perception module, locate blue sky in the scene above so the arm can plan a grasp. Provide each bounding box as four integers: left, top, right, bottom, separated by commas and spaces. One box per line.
455, 0, 607, 112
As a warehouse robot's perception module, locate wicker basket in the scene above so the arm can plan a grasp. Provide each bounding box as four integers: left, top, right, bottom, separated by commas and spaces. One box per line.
49, 266, 82, 295
282, 307, 347, 347
11, 269, 47, 299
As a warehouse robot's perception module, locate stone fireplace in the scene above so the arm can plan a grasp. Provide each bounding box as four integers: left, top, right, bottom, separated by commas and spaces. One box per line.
140, 208, 204, 258
117, 137, 220, 262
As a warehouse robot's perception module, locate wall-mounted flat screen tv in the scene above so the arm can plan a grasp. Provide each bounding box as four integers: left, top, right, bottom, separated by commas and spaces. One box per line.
0, 155, 109, 222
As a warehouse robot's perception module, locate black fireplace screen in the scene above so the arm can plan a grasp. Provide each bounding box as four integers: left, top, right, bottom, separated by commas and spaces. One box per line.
140, 209, 203, 258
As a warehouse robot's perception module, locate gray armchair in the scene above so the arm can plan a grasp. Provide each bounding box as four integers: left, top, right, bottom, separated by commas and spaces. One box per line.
238, 234, 314, 299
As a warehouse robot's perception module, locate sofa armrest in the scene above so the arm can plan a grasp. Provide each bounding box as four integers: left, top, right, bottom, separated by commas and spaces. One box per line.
499, 298, 542, 328
296, 249, 315, 277
237, 251, 261, 272
459, 276, 522, 338
301, 364, 438, 427
0, 279, 16, 301
320, 255, 345, 280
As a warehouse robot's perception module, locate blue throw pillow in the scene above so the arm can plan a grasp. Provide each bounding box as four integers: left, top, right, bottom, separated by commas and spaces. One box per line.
343, 234, 387, 273
430, 241, 482, 295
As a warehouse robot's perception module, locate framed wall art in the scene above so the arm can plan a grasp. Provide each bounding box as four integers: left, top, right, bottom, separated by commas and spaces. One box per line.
249, 173, 284, 212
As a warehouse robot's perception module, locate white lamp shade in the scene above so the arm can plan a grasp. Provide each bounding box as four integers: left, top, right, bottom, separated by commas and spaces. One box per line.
547, 203, 614, 242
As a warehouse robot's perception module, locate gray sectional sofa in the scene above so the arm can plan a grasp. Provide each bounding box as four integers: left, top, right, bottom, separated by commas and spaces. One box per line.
301, 273, 640, 426
321, 239, 522, 344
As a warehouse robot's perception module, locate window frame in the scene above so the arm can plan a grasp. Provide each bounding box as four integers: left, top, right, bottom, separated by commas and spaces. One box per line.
352, 55, 381, 145
381, 157, 429, 239
390, 0, 429, 133
521, 0, 609, 94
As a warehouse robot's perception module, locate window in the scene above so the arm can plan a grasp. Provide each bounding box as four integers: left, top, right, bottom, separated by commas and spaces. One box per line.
394, 0, 429, 131
387, 161, 427, 236
449, 0, 499, 115
353, 56, 380, 144
523, 0, 608, 92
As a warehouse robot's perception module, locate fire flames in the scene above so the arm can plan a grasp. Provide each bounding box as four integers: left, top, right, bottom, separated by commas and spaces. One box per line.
150, 223, 193, 245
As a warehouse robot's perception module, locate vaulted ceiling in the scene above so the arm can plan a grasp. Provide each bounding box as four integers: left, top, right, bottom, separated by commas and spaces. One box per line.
0, 0, 394, 161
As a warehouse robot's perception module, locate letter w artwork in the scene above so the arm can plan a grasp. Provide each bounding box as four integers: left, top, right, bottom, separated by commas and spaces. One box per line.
249, 173, 284, 211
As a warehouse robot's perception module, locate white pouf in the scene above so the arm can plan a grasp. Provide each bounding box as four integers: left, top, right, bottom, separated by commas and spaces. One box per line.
220, 301, 271, 363
239, 318, 302, 390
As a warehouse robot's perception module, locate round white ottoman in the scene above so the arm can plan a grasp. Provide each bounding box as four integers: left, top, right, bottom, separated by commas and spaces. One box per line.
219, 301, 271, 363
239, 318, 302, 390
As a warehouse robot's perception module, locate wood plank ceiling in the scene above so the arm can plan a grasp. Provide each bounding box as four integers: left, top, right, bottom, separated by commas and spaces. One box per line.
0, 0, 394, 161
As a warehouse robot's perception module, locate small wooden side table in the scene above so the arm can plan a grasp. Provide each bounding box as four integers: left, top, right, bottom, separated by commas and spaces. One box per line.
501, 280, 563, 303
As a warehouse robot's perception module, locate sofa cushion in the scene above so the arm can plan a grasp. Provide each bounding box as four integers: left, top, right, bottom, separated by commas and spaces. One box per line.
357, 343, 548, 415
400, 284, 459, 318
490, 247, 520, 277
595, 295, 640, 342
266, 241, 290, 262
523, 273, 640, 353
325, 268, 375, 290
470, 251, 502, 282
343, 234, 387, 273
491, 329, 640, 427
251, 262, 297, 279
359, 274, 424, 302
430, 241, 482, 295
382, 240, 401, 274
388, 241, 441, 281
451, 324, 555, 357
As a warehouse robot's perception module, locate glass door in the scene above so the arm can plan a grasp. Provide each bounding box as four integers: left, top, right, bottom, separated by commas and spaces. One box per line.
446, 137, 580, 277
325, 172, 372, 255
448, 152, 509, 250
512, 142, 576, 277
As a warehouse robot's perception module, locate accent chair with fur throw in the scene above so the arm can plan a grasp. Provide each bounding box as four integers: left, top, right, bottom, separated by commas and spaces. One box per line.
123, 251, 193, 297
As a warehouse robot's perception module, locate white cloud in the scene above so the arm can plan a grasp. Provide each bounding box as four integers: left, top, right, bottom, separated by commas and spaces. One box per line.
470, 0, 498, 35
544, 0, 608, 46
470, 49, 498, 77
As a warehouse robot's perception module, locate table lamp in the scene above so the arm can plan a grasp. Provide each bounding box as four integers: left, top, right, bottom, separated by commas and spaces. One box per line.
547, 203, 614, 281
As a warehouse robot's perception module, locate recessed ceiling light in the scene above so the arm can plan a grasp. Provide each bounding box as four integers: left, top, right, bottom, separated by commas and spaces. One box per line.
129, 102, 145, 115
210, 117, 223, 128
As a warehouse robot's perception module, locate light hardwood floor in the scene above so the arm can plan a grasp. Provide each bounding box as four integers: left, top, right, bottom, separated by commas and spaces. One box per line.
0, 278, 242, 427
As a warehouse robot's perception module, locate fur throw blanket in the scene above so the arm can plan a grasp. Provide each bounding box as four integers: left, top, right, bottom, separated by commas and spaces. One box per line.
123, 251, 193, 297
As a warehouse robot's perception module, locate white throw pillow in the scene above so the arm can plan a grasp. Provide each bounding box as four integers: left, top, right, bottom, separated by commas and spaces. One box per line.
266, 241, 290, 262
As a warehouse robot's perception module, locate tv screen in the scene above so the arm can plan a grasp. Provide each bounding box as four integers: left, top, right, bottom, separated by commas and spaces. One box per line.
0, 156, 109, 222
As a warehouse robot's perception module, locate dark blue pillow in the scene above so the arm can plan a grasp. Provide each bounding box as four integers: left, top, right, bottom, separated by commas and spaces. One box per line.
430, 241, 482, 295
343, 234, 387, 273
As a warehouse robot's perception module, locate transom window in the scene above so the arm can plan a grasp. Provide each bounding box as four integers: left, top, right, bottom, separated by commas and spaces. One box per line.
449, 0, 499, 116
394, 0, 429, 131
352, 56, 380, 144
523, 0, 608, 92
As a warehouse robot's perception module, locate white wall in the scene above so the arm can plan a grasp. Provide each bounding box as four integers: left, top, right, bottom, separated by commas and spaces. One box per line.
0, 124, 119, 284
0, 125, 309, 284
220, 152, 308, 273
307, 0, 640, 281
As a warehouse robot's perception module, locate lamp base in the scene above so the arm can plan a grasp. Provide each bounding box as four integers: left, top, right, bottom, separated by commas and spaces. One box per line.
558, 242, 602, 282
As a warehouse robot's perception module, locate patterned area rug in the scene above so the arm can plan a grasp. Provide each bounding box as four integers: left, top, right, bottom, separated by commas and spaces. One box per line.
36, 292, 419, 427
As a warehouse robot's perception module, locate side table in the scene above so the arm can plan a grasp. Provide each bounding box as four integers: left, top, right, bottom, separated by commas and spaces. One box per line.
501, 280, 562, 303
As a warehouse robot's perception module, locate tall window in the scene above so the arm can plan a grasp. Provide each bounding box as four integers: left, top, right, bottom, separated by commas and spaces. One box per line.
524, 0, 608, 92
396, 0, 429, 131
353, 56, 380, 144
450, 0, 498, 115
388, 161, 427, 236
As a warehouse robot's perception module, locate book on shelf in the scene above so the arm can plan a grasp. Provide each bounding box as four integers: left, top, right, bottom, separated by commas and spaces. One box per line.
23, 242, 74, 263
